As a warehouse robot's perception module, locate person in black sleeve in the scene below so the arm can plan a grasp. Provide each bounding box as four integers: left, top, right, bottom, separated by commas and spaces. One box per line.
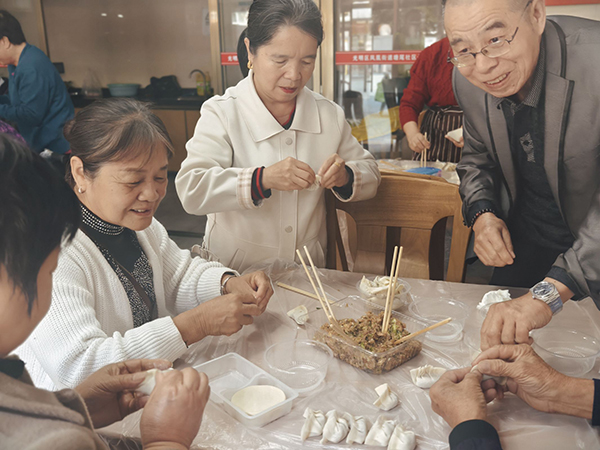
430, 344, 600, 449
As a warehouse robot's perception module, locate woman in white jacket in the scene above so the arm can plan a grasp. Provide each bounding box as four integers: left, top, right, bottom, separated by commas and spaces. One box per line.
175, 0, 381, 272
17, 99, 273, 390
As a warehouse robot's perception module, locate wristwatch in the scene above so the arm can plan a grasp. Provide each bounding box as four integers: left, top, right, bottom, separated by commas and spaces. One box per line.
220, 272, 237, 295
530, 281, 563, 315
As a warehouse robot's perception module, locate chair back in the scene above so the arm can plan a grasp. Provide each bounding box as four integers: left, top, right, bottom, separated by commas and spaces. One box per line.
326, 173, 471, 282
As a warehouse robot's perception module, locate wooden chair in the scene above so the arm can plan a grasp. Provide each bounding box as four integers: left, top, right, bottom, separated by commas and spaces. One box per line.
326, 173, 472, 282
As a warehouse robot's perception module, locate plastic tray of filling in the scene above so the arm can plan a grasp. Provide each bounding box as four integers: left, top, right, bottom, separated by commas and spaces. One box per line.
305, 296, 427, 374
193, 352, 298, 428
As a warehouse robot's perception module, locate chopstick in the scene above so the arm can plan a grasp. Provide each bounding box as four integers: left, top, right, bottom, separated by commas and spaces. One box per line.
276, 282, 334, 303
423, 132, 428, 167
394, 317, 453, 345
383, 246, 403, 334
296, 247, 355, 344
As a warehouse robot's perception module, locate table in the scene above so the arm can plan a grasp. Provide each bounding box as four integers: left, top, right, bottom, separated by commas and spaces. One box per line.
105, 260, 600, 449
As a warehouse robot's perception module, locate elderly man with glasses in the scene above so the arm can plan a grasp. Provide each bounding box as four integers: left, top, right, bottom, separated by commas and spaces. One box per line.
445, 1, 600, 347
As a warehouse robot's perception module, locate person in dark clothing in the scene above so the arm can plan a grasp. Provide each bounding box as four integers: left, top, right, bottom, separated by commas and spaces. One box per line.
0, 10, 73, 155
430, 344, 599, 450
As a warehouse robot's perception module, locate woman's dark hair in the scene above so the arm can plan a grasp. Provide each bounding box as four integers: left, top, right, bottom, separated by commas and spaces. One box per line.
237, 28, 249, 78
64, 98, 174, 187
0, 10, 26, 45
242, 0, 323, 59
0, 134, 80, 314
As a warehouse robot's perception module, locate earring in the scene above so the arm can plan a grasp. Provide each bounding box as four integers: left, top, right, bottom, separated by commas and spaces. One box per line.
77, 186, 84, 194
247, 61, 253, 70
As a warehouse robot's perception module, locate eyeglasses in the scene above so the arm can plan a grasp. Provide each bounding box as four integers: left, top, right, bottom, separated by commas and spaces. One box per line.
448, 0, 532, 68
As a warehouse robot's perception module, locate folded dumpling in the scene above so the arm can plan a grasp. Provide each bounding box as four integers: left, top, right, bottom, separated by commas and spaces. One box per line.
307, 174, 322, 191
365, 416, 396, 447
287, 305, 309, 325
137, 368, 175, 395
359, 276, 404, 303
300, 407, 326, 441
345, 413, 368, 445
373, 383, 399, 411
410, 365, 447, 389
320, 410, 350, 444
388, 424, 416, 450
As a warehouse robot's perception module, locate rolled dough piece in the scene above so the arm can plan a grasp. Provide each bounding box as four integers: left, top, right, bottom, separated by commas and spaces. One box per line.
137, 368, 175, 395
231, 385, 286, 416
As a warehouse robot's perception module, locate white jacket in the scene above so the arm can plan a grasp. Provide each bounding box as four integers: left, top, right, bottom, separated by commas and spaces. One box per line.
15, 219, 231, 390
175, 73, 381, 272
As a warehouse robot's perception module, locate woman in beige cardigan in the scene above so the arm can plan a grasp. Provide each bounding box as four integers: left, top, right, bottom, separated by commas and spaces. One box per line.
0, 135, 208, 450
176, 0, 381, 272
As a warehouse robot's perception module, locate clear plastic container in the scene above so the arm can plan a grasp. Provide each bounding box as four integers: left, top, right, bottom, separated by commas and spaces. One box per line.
264, 339, 332, 393
531, 328, 600, 377
305, 296, 427, 374
193, 353, 298, 427
408, 298, 469, 343
356, 276, 412, 310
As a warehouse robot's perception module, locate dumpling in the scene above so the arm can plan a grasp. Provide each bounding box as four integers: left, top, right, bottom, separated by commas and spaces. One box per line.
365, 416, 396, 447
137, 368, 175, 395
359, 276, 404, 304
477, 289, 511, 314
410, 365, 447, 389
387, 424, 416, 450
300, 407, 326, 441
373, 383, 399, 411
345, 413, 368, 445
307, 174, 322, 191
287, 305, 309, 325
320, 410, 350, 444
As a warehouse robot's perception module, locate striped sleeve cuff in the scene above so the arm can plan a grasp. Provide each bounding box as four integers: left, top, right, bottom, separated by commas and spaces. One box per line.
237, 167, 262, 209
334, 162, 360, 202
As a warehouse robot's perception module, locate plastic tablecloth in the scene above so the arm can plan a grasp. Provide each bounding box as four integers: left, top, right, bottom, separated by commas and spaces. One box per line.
102, 259, 600, 449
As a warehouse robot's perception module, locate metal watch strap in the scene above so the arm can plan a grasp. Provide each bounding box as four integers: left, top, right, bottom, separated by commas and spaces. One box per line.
530, 281, 563, 315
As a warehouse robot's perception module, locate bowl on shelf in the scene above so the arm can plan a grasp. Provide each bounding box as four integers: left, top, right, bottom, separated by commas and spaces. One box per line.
531, 327, 600, 377
107, 83, 140, 97
264, 339, 332, 393
408, 297, 469, 343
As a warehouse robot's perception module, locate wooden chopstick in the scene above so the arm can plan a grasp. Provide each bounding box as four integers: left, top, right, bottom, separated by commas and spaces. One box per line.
386, 246, 403, 331
423, 132, 428, 167
295, 249, 334, 323
275, 282, 334, 303
395, 317, 453, 345
383, 246, 399, 334
303, 246, 337, 322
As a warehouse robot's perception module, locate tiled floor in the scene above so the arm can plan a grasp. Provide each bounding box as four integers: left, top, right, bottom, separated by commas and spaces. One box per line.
157, 173, 492, 285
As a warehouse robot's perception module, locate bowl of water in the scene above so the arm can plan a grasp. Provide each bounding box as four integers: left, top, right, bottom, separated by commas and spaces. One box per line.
408, 298, 469, 343
531, 328, 600, 377
264, 339, 332, 393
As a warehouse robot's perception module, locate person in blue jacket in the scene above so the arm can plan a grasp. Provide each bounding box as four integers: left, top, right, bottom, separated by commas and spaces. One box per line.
0, 10, 73, 154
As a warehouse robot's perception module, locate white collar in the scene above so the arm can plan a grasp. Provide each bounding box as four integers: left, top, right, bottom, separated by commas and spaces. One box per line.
236, 71, 321, 142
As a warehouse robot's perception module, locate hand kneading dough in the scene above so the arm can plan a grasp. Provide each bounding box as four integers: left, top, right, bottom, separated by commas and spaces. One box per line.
231, 385, 286, 416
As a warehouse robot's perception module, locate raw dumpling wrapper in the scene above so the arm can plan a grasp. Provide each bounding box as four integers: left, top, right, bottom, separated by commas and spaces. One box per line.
231, 385, 286, 416
388, 424, 416, 450
287, 305, 308, 325
365, 416, 396, 447
410, 365, 447, 389
477, 289, 511, 314
345, 414, 368, 445
373, 383, 399, 411
137, 368, 175, 395
307, 174, 322, 191
320, 410, 350, 444
300, 407, 326, 441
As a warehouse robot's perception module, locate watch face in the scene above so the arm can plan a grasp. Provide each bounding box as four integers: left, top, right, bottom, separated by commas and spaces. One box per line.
532, 282, 556, 300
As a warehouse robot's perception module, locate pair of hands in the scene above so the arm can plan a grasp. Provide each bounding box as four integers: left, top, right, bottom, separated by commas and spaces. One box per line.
174, 271, 273, 346
404, 122, 465, 153
262, 155, 350, 191
472, 213, 574, 350
75, 359, 210, 450
430, 344, 593, 429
